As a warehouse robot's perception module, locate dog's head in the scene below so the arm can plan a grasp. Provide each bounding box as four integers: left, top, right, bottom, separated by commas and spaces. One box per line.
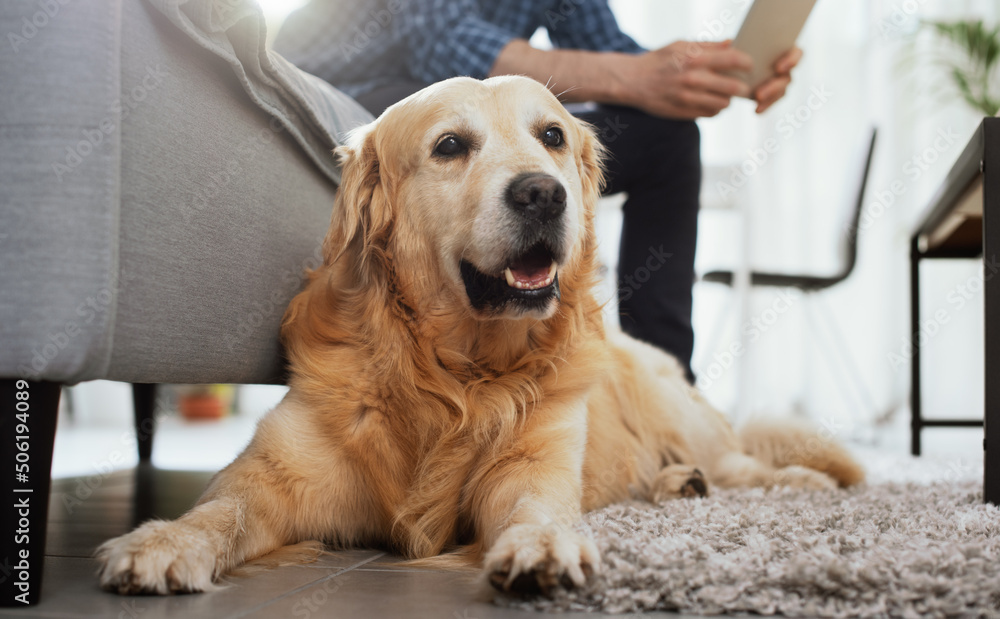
326, 76, 604, 322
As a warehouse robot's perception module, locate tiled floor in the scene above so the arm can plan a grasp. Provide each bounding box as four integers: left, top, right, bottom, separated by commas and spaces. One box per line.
3, 466, 686, 619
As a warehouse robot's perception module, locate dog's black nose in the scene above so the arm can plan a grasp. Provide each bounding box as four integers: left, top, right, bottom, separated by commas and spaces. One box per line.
507, 173, 566, 222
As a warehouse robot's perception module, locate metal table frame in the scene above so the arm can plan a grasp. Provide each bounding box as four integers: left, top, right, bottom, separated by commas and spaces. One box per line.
909, 117, 998, 504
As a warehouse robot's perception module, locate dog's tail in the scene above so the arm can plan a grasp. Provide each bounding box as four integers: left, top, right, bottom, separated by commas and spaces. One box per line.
739, 418, 865, 487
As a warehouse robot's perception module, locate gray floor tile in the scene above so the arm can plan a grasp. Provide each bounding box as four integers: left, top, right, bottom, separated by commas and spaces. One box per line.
298, 549, 390, 570
239, 567, 684, 619
47, 494, 135, 524
0, 556, 349, 619
239, 567, 496, 619
51, 470, 134, 494
361, 552, 454, 572
45, 521, 127, 558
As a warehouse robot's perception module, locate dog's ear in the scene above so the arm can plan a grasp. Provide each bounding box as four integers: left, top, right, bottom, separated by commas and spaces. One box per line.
324, 123, 394, 272
566, 118, 607, 287
575, 119, 607, 210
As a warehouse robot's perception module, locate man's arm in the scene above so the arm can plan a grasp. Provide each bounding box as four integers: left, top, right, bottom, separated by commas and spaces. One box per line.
491, 40, 801, 120
391, 0, 799, 120
489, 40, 635, 107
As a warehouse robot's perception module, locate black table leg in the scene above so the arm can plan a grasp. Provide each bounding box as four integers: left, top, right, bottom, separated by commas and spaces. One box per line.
983, 119, 999, 505
910, 238, 923, 456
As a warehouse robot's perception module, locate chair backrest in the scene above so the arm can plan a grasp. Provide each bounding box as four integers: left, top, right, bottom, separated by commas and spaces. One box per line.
835, 128, 879, 282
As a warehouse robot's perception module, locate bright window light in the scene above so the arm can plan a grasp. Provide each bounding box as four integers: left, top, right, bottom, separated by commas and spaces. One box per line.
256, 0, 308, 20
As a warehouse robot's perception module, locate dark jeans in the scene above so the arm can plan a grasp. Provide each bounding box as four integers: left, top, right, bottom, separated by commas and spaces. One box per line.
357, 85, 700, 382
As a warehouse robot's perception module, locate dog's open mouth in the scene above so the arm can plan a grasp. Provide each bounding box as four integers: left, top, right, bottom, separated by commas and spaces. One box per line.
461, 244, 560, 313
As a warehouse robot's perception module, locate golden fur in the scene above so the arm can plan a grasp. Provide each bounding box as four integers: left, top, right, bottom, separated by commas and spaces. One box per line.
97, 76, 864, 596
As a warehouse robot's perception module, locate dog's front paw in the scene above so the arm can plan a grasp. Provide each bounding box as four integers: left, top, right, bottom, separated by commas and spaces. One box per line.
97, 520, 223, 595
484, 523, 600, 597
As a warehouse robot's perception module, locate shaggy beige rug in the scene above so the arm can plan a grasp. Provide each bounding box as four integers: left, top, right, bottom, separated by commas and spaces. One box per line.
497, 451, 999, 617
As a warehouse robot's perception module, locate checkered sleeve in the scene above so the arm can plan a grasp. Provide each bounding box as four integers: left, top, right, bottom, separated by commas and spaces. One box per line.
396, 0, 518, 82
544, 0, 645, 54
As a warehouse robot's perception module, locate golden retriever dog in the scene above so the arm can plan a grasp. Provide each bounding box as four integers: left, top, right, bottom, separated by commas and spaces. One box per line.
97, 76, 864, 596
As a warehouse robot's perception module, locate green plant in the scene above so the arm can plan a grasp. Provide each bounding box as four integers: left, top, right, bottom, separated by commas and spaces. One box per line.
923, 19, 1000, 116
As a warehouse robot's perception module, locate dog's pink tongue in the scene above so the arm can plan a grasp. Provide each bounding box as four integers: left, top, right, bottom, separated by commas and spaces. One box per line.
509, 265, 550, 286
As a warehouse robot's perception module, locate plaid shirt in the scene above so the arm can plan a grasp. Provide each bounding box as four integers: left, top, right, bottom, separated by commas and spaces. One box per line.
273, 0, 644, 99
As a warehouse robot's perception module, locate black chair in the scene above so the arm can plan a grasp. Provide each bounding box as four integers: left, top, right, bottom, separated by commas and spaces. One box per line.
701, 129, 879, 416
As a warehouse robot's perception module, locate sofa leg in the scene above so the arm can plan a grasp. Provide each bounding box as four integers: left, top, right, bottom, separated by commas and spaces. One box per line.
0, 379, 60, 606
131, 384, 157, 463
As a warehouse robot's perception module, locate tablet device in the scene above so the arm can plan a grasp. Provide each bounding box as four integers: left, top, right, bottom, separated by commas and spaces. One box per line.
728, 0, 818, 93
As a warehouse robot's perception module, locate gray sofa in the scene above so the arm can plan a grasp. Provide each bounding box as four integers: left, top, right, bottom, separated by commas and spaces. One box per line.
0, 0, 371, 604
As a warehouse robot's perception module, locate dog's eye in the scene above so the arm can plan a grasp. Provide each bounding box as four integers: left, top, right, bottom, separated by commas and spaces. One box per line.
541, 127, 564, 148
434, 136, 467, 157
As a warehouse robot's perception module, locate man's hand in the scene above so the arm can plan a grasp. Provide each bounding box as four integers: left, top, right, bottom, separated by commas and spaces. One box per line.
623, 41, 752, 120
753, 46, 802, 113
